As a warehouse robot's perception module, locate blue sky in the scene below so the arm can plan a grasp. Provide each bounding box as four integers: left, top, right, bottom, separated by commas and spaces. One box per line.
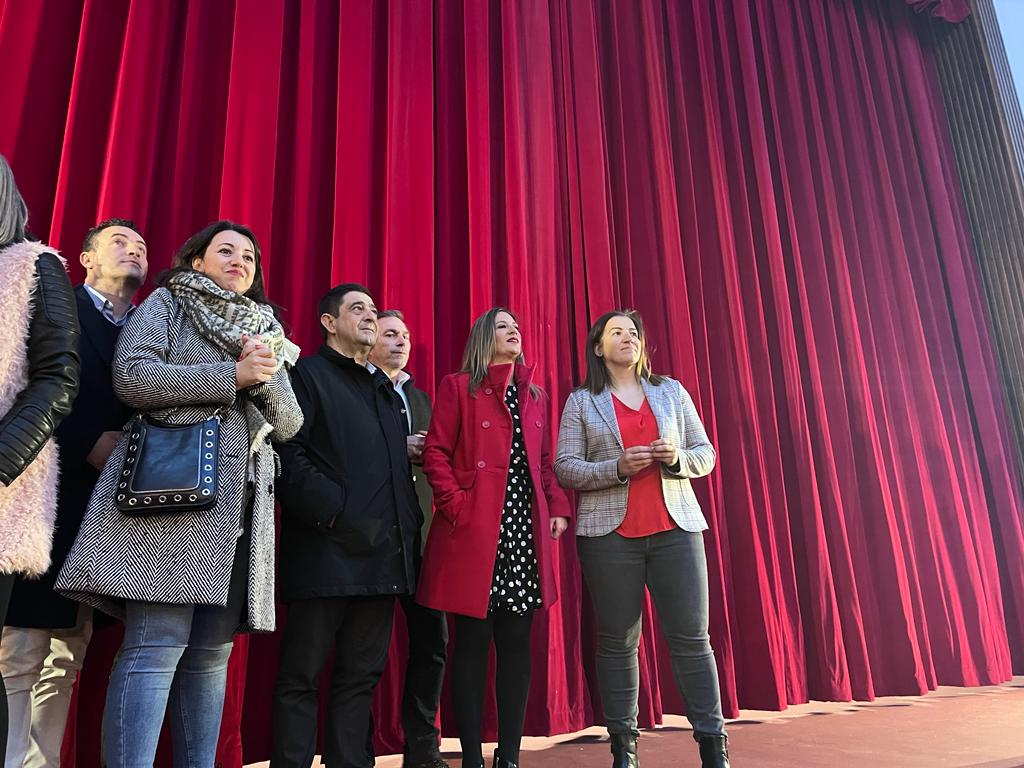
994, 0, 1024, 111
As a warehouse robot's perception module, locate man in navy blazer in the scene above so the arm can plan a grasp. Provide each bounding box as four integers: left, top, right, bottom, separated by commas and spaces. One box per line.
1, 219, 148, 768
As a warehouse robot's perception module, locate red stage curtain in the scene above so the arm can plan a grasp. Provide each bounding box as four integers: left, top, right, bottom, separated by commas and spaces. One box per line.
1, 0, 1022, 765
905, 0, 971, 24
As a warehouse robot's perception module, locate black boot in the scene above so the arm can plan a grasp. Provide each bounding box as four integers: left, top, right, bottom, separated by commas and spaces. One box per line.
493, 750, 518, 768
696, 734, 729, 768
609, 732, 639, 768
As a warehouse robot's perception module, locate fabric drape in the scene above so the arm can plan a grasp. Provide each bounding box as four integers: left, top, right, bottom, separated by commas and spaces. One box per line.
905, 0, 971, 24
1, 0, 1020, 766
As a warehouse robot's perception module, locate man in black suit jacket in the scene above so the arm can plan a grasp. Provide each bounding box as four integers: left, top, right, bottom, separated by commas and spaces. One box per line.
1, 219, 147, 767
369, 310, 449, 768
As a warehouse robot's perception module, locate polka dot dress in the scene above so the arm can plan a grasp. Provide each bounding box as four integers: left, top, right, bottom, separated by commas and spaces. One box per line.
490, 381, 542, 614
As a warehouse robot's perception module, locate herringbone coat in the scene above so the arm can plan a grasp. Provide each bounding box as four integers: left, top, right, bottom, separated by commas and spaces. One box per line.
56, 288, 302, 632
554, 377, 715, 537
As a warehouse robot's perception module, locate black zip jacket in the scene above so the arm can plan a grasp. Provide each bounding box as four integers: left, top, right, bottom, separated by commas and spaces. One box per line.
276, 344, 421, 601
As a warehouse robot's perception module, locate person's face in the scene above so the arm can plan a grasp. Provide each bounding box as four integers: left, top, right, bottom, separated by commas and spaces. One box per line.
596, 315, 641, 368
369, 315, 410, 371
323, 290, 378, 350
490, 311, 522, 364
191, 230, 257, 294
81, 225, 149, 285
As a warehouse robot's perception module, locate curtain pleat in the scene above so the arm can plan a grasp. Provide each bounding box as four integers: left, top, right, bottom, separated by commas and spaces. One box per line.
1, 1, 1019, 765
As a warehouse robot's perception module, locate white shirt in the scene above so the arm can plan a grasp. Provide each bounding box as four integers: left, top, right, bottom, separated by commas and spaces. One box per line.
391, 370, 413, 433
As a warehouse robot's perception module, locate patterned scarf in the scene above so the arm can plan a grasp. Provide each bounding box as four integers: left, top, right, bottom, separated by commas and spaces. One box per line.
168, 270, 300, 451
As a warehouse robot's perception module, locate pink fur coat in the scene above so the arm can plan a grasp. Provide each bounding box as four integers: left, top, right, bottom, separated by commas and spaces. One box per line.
0, 241, 62, 577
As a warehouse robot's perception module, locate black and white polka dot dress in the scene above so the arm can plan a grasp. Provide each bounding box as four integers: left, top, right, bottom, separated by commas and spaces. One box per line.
489, 381, 542, 614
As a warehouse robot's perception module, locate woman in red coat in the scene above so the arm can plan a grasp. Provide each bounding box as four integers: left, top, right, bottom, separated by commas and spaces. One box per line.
418, 307, 570, 768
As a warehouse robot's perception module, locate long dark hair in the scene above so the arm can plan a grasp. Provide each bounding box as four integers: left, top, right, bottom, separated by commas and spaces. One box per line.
460, 307, 538, 398
580, 310, 665, 394
158, 220, 280, 316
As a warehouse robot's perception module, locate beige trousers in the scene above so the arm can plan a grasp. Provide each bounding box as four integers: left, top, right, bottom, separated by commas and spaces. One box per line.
0, 606, 93, 768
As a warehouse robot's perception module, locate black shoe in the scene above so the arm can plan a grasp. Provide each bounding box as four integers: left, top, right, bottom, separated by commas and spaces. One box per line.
696, 734, 729, 768
492, 750, 519, 768
404, 759, 451, 768
609, 732, 639, 768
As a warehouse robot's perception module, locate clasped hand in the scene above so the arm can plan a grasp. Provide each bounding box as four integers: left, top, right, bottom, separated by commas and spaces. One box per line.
235, 335, 277, 389
616, 438, 678, 478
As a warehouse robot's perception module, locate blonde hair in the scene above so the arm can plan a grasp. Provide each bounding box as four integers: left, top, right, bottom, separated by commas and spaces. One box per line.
459, 307, 538, 398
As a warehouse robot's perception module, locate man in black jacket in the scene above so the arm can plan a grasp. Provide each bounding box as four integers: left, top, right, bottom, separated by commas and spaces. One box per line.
368, 310, 448, 768
1, 218, 146, 768
272, 284, 421, 768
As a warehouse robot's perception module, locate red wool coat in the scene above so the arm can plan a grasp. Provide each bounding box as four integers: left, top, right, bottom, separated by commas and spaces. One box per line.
417, 363, 571, 618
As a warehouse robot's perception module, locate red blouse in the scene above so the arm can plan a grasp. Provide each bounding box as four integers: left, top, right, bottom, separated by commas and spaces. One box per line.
613, 396, 675, 538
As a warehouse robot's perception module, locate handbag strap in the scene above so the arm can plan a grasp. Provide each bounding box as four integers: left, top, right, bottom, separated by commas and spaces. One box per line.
130, 403, 230, 431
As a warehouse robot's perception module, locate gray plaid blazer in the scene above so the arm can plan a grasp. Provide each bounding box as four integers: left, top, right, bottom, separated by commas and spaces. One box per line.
56, 288, 302, 632
554, 377, 714, 537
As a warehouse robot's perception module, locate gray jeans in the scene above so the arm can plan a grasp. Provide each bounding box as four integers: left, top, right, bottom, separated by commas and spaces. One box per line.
577, 527, 725, 737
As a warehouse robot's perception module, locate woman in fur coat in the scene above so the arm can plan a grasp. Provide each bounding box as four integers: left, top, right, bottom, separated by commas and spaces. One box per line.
0, 155, 80, 755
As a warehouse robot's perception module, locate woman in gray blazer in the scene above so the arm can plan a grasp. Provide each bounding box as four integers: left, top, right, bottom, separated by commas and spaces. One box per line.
555, 310, 728, 768
57, 221, 302, 767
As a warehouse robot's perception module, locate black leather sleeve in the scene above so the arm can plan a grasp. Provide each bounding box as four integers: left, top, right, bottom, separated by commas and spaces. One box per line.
0, 252, 81, 486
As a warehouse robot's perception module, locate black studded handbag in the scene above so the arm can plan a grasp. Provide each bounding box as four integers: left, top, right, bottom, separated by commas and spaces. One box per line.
115, 414, 221, 516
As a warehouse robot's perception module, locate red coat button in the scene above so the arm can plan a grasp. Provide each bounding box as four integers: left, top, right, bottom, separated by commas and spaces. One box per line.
482, 420, 491, 428
477, 460, 486, 468
484, 388, 493, 395
535, 420, 543, 428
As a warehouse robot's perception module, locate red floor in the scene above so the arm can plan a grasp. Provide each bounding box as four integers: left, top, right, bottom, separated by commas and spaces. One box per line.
250, 677, 1024, 768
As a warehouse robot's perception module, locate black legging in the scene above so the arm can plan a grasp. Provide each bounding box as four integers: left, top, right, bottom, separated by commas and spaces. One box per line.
450, 609, 534, 767
0, 572, 15, 758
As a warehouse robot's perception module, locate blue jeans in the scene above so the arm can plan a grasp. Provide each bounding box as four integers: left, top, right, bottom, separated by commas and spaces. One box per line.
102, 537, 247, 767
577, 527, 725, 738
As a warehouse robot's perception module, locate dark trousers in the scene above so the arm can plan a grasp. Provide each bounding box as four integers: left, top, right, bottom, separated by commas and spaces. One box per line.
449, 610, 534, 767
363, 595, 448, 764
271, 596, 396, 768
577, 527, 725, 738
0, 572, 13, 758
398, 595, 449, 762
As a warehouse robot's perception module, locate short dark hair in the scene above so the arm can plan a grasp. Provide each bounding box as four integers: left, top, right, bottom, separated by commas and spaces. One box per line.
579, 309, 665, 394
317, 283, 373, 340
83, 218, 143, 252
376, 309, 404, 321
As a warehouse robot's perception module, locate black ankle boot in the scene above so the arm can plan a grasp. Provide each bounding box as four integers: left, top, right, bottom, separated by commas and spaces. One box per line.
493, 750, 518, 768
609, 732, 639, 768
696, 734, 729, 768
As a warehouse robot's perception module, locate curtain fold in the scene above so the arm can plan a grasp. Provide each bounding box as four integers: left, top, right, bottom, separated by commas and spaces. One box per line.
905, 0, 971, 24
1, 0, 1019, 765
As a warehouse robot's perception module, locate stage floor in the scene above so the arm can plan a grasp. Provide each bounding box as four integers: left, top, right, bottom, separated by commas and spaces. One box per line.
248, 677, 1024, 767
